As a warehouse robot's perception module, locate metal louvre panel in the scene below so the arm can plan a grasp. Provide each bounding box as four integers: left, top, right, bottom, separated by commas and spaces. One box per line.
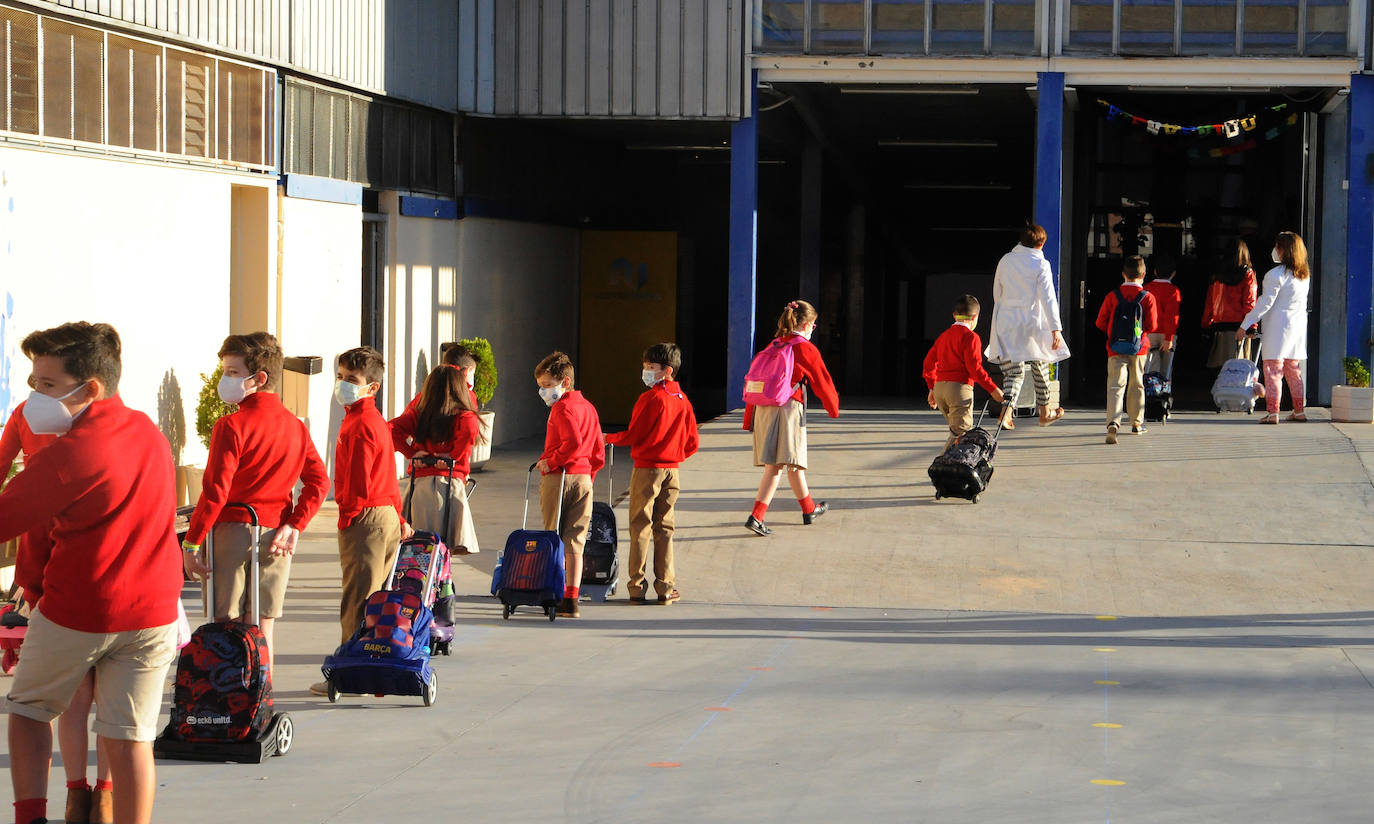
106, 34, 161, 150
2, 7, 41, 134
42, 18, 104, 142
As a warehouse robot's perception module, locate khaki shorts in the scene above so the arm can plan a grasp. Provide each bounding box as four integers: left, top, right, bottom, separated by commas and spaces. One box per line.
3, 609, 176, 741
539, 473, 594, 556
211, 522, 290, 620
752, 400, 807, 469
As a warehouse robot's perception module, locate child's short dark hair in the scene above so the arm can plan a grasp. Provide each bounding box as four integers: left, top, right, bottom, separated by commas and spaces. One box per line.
218, 332, 284, 391
1153, 252, 1176, 277
1020, 224, 1047, 248
535, 351, 575, 384
643, 342, 681, 375
337, 346, 385, 385
954, 295, 980, 316
21, 322, 122, 397
1123, 255, 1146, 279
440, 342, 476, 370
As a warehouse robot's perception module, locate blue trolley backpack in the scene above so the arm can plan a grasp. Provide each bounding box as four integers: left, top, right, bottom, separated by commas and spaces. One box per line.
491, 464, 566, 621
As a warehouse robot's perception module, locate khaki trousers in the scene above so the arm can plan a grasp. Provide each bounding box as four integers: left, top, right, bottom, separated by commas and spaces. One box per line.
932, 381, 974, 452
336, 506, 403, 643
1106, 354, 1146, 428
540, 472, 594, 558
626, 467, 679, 598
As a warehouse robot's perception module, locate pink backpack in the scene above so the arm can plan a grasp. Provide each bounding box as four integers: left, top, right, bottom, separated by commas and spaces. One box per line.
742, 338, 801, 407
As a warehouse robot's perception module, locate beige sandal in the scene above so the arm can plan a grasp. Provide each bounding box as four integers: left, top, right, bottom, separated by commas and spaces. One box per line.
1259, 414, 1279, 424
1038, 407, 1065, 427
1286, 412, 1307, 422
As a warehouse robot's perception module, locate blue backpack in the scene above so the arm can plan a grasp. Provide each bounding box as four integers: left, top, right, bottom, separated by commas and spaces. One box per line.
1108, 287, 1148, 355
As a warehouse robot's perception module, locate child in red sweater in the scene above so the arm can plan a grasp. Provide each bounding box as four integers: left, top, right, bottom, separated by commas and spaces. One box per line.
923, 295, 1006, 452
604, 343, 699, 605
1096, 256, 1160, 443
0, 322, 182, 824
182, 333, 328, 674
1145, 254, 1182, 377
534, 352, 605, 618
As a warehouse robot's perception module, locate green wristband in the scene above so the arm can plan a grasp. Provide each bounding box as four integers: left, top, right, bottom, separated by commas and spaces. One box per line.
181, 541, 201, 554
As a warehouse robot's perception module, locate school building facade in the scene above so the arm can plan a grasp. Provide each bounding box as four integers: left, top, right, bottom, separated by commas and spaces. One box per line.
0, 1, 1370, 475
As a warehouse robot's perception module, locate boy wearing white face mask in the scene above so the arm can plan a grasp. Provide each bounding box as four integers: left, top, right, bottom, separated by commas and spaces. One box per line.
182, 332, 328, 675
534, 352, 604, 617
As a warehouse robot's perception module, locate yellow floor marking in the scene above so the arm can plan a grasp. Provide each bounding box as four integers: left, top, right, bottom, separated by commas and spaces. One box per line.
1093, 647, 1117, 653
1091, 779, 1126, 786
1094, 680, 1120, 686
1093, 722, 1123, 729
1094, 615, 1118, 621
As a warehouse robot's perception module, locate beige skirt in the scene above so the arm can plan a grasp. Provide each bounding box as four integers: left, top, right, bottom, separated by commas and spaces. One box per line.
402, 474, 480, 554
752, 399, 808, 469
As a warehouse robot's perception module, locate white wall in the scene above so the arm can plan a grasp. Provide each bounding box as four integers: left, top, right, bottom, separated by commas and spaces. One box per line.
455, 218, 580, 445
277, 193, 363, 479
0, 145, 275, 468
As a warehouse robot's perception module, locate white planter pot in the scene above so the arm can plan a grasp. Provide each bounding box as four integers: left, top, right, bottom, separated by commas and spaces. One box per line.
470, 411, 495, 471
1332, 385, 1374, 424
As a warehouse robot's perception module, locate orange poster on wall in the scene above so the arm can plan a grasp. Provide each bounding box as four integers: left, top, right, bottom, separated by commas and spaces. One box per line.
579, 231, 678, 426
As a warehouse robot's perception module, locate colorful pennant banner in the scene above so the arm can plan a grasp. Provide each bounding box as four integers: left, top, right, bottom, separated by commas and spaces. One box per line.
1095, 99, 1291, 140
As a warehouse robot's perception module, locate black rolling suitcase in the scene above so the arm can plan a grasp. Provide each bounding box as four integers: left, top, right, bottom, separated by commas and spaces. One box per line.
1144, 340, 1176, 423
581, 445, 619, 602
929, 403, 1005, 504
154, 503, 294, 763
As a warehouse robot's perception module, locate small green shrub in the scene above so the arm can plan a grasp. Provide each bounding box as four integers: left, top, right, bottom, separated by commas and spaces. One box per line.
457, 337, 497, 408
1343, 357, 1371, 388
196, 367, 238, 450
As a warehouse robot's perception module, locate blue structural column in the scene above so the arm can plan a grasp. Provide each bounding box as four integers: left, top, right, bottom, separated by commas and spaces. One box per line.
1034, 72, 1065, 294
1347, 73, 1374, 362
727, 70, 760, 410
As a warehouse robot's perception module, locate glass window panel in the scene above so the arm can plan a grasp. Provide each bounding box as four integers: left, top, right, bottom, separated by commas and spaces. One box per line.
350, 97, 369, 183
930, 0, 986, 53
1305, 0, 1349, 55
1181, 0, 1236, 55
1242, 0, 1299, 53
218, 62, 264, 164
331, 93, 348, 179
1, 8, 40, 135
990, 0, 1037, 53
1067, 0, 1114, 51
166, 49, 214, 157
872, 0, 926, 54
1120, 0, 1175, 52
758, 0, 806, 51
810, 0, 866, 52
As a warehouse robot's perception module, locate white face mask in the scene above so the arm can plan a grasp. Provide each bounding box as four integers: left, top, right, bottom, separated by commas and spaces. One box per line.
465, 370, 475, 390
23, 383, 88, 435
538, 385, 565, 406
641, 368, 662, 388
217, 373, 254, 405
334, 380, 366, 408
1271, 249, 1283, 264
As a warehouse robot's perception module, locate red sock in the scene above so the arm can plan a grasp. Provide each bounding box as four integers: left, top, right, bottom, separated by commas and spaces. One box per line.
564, 585, 579, 599
751, 501, 768, 521
800, 495, 816, 515
65, 779, 90, 791
14, 798, 46, 824
93, 780, 113, 792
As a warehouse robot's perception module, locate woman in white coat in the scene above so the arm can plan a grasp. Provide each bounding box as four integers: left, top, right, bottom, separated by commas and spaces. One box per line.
1238, 231, 1311, 424
985, 225, 1070, 429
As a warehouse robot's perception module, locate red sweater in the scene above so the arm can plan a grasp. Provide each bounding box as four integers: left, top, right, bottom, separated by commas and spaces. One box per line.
185, 392, 328, 545
389, 404, 481, 481
334, 398, 406, 529
604, 381, 699, 468
921, 323, 1000, 394
742, 336, 841, 430
1201, 271, 1258, 326
0, 397, 182, 633
1144, 279, 1182, 339
0, 402, 58, 470
1095, 283, 1159, 356
541, 390, 606, 476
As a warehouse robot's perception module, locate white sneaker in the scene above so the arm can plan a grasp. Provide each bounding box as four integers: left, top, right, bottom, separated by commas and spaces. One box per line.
309, 681, 329, 696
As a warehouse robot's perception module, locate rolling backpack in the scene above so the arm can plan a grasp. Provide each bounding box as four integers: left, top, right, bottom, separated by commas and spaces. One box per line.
1108, 287, 1148, 355
742, 338, 801, 406
340, 571, 433, 661
166, 621, 273, 743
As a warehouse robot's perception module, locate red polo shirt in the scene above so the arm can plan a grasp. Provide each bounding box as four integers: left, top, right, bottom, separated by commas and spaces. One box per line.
605, 381, 699, 469
541, 390, 605, 476
0, 396, 182, 633
185, 391, 328, 545
922, 323, 1001, 394
334, 398, 406, 529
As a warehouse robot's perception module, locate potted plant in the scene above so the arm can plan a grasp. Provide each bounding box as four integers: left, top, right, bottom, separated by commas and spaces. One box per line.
1333, 357, 1373, 423
183, 367, 238, 502
458, 337, 498, 470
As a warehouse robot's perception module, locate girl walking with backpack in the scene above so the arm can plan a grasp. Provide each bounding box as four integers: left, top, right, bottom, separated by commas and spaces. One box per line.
1237, 232, 1311, 424
742, 300, 840, 536
1203, 239, 1259, 368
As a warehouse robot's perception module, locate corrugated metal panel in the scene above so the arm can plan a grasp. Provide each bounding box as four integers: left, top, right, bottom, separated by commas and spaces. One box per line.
457, 0, 742, 118
36, 0, 460, 111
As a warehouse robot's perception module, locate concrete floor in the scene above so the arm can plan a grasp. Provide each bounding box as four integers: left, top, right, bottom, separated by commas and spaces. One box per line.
7, 404, 1374, 822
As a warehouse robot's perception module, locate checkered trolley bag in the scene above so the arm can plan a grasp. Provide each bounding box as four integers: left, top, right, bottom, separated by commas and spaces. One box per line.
322, 561, 440, 706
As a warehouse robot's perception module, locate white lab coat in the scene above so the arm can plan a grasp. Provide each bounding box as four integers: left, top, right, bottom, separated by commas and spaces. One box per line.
1240, 265, 1309, 361
984, 244, 1070, 364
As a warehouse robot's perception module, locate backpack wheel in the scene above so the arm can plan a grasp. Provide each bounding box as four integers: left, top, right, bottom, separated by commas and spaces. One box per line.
423, 673, 438, 707
971, 495, 979, 504
327, 681, 340, 704
273, 714, 293, 756
502, 604, 514, 620
546, 605, 557, 622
